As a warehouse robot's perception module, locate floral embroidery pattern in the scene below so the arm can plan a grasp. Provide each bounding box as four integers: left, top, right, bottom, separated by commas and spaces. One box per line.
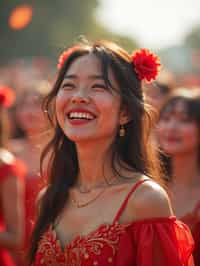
35, 229, 65, 266
35, 222, 128, 266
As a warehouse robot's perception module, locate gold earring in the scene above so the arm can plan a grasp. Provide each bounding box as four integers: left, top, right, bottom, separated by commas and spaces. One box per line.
119, 125, 125, 137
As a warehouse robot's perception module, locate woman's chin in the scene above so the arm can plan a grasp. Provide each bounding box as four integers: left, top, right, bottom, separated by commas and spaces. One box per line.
66, 133, 96, 143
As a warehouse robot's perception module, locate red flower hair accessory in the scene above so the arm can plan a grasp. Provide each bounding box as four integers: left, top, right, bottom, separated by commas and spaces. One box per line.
57, 46, 80, 70
0, 86, 15, 108
131, 49, 161, 82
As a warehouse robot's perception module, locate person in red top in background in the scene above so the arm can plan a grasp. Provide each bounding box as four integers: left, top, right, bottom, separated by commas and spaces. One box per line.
29, 40, 194, 266
0, 86, 26, 265
157, 87, 200, 266
10, 81, 51, 264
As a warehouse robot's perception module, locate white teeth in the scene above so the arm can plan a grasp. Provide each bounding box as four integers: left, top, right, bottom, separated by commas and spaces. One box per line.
68, 112, 94, 120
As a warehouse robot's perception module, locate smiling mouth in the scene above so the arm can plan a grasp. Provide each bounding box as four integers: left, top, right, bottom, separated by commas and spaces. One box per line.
67, 112, 96, 121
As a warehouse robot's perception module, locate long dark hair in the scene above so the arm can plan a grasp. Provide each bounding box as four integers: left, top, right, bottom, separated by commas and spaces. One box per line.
29, 40, 163, 263
159, 87, 200, 178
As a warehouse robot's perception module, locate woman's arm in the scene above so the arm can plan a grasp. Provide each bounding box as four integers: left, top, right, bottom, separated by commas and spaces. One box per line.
0, 175, 24, 249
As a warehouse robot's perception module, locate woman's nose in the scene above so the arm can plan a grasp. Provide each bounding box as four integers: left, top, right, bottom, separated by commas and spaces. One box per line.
165, 119, 179, 131
71, 89, 90, 104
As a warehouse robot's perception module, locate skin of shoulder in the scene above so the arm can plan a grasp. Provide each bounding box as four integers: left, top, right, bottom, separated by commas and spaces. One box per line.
36, 186, 48, 214
37, 187, 47, 201
127, 179, 174, 221
0, 148, 15, 166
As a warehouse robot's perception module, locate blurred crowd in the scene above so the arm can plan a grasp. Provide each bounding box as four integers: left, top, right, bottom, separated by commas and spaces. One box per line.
0, 56, 200, 265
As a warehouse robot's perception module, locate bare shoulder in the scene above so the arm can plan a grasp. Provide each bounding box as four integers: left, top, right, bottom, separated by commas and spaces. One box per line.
128, 178, 173, 220
36, 186, 48, 214
37, 186, 48, 203
0, 148, 15, 166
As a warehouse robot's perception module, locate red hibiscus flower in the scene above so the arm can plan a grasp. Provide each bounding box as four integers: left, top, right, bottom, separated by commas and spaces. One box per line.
0, 86, 15, 108
57, 46, 80, 70
131, 49, 161, 82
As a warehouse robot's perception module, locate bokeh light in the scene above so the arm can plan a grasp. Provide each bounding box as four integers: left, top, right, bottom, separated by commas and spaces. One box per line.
9, 4, 33, 30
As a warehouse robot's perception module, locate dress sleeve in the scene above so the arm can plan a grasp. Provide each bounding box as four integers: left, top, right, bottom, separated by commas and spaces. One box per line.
116, 217, 194, 266
0, 159, 26, 183
132, 217, 194, 266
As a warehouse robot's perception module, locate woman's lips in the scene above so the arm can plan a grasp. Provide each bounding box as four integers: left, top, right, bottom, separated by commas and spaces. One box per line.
67, 118, 94, 126
66, 108, 97, 126
67, 108, 97, 118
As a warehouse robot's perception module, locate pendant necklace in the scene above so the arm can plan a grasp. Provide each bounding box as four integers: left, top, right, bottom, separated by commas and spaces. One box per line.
71, 187, 107, 208
71, 175, 118, 208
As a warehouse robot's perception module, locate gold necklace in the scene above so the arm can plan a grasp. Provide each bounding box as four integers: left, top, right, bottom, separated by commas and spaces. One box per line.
76, 175, 117, 194
71, 186, 107, 208
76, 181, 109, 194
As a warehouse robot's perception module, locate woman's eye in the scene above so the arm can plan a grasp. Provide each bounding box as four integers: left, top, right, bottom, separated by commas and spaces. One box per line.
92, 84, 107, 90
62, 83, 75, 89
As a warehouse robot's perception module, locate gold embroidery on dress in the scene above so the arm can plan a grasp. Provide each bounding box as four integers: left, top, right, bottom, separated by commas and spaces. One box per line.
37, 222, 127, 266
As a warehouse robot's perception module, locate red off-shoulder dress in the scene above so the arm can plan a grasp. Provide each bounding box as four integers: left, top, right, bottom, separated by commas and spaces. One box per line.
16, 173, 46, 266
24, 173, 45, 247
181, 201, 200, 266
0, 160, 26, 266
33, 179, 194, 266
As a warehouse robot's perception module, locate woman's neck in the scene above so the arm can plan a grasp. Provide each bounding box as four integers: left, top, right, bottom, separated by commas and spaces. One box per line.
76, 138, 116, 188
171, 152, 200, 187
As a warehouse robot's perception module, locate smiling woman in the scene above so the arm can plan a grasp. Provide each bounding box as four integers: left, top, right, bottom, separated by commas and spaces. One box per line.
56, 54, 123, 143
157, 87, 200, 265
29, 40, 194, 266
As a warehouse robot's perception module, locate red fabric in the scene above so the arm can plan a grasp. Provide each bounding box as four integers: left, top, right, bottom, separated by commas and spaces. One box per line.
24, 175, 45, 247
181, 201, 200, 266
32, 179, 194, 266
0, 160, 26, 266
18, 174, 45, 266
193, 223, 200, 265
0, 159, 26, 183
33, 218, 194, 266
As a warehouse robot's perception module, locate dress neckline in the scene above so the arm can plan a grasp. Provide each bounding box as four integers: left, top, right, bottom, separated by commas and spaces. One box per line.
49, 221, 129, 252
45, 178, 176, 252
50, 178, 150, 250
48, 217, 177, 252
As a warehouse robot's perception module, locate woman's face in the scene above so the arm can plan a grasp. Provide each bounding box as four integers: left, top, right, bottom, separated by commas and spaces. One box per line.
16, 91, 46, 135
157, 100, 199, 156
56, 54, 128, 143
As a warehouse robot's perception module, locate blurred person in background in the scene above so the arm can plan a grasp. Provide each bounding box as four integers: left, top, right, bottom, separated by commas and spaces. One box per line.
143, 68, 175, 112
28, 41, 194, 266
10, 80, 51, 265
156, 87, 200, 265
0, 86, 26, 266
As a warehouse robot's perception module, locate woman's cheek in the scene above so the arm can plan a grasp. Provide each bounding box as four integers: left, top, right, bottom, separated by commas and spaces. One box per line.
93, 93, 120, 113
56, 92, 70, 111
55, 95, 67, 125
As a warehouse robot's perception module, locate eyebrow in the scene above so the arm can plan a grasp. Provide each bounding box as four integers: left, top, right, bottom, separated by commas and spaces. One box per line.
64, 74, 104, 80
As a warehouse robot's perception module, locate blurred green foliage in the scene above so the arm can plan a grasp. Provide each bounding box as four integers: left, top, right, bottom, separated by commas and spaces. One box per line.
0, 1, 137, 63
